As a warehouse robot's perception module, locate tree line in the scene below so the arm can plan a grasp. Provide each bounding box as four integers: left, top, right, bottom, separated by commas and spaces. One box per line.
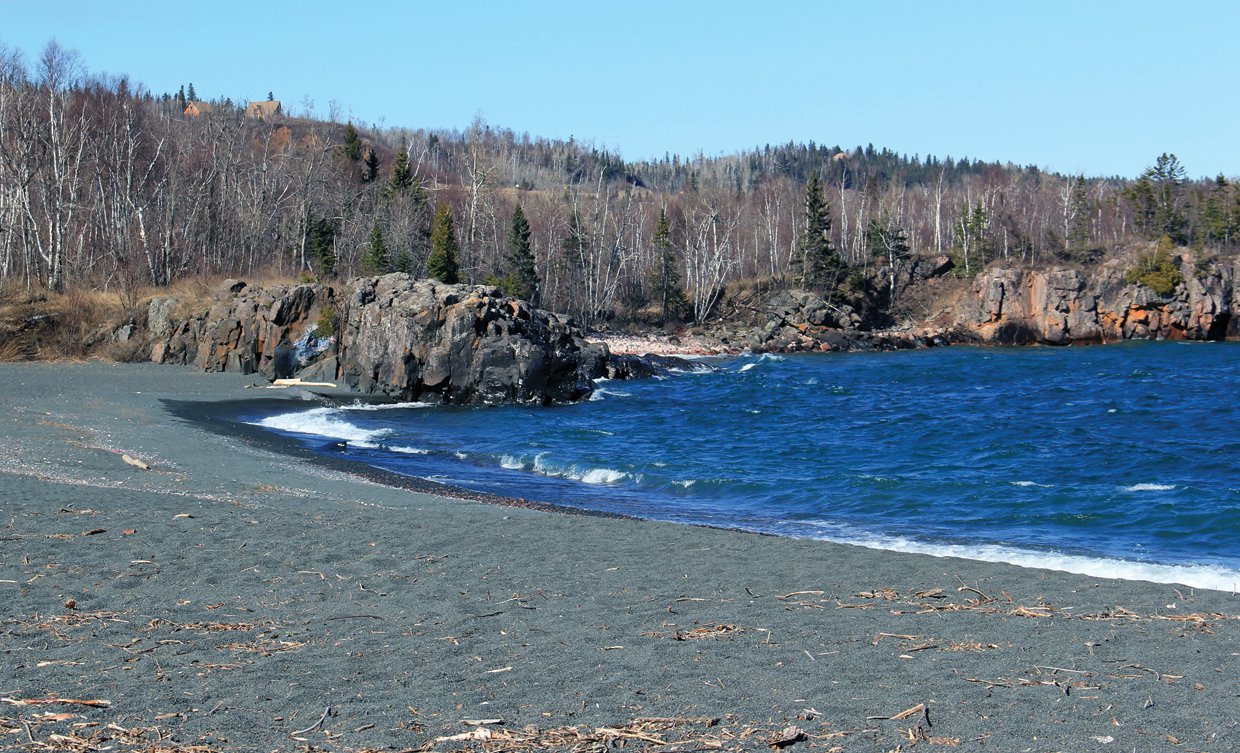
2, 41, 1238, 325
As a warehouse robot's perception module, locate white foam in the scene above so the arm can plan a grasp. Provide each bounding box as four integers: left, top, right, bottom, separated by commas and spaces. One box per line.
341, 400, 436, 411
794, 525, 1240, 592
1124, 483, 1175, 492
738, 363, 757, 373
589, 387, 632, 401
253, 408, 391, 443
527, 453, 628, 485
500, 454, 525, 470
674, 479, 697, 488
390, 445, 429, 455
1011, 481, 1052, 488
580, 468, 628, 485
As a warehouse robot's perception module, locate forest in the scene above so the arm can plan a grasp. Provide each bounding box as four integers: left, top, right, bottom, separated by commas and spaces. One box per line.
2, 41, 1239, 326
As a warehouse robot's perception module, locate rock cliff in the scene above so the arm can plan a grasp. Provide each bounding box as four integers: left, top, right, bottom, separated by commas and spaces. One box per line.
960, 258, 1237, 345
150, 274, 623, 404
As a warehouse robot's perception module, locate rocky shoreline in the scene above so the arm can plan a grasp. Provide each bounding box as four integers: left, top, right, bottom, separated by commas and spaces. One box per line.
5, 253, 1237, 404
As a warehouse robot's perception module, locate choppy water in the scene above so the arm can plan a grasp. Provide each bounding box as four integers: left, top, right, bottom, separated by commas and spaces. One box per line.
242, 342, 1240, 591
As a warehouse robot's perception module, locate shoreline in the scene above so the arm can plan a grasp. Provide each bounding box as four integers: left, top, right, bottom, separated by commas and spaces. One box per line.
232, 392, 1240, 593
2, 361, 1237, 752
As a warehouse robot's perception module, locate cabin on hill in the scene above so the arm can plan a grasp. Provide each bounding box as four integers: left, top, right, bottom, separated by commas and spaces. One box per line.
184, 100, 213, 117
245, 100, 282, 121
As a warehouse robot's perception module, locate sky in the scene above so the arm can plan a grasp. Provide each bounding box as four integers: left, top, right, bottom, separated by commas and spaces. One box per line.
3, 1, 1238, 179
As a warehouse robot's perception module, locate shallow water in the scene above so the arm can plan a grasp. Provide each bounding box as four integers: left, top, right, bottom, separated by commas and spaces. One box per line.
242, 341, 1240, 590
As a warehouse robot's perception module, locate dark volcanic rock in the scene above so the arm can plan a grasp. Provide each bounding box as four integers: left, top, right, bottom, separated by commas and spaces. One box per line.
150, 274, 616, 404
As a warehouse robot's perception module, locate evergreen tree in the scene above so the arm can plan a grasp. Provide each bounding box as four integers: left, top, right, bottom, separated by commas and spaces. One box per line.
362, 224, 391, 275
363, 148, 379, 183
389, 144, 413, 195
393, 247, 416, 275
187, 82, 197, 102
175, 85, 186, 111
503, 204, 539, 304
305, 214, 338, 277
342, 122, 362, 161
427, 204, 461, 284
1199, 175, 1233, 248
649, 208, 685, 322
793, 171, 844, 289
1127, 153, 1187, 243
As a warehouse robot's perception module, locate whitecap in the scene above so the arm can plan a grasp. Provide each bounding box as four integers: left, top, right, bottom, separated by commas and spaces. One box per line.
500, 454, 525, 470
1124, 483, 1175, 492
341, 400, 436, 411
1011, 481, 1052, 488
390, 445, 429, 455
580, 468, 627, 485
792, 523, 1240, 592
253, 408, 391, 443
674, 479, 697, 488
738, 363, 758, 373
589, 387, 632, 401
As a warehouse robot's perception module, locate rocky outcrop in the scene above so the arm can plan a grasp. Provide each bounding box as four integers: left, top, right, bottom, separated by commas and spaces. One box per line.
962, 258, 1238, 345
150, 274, 624, 404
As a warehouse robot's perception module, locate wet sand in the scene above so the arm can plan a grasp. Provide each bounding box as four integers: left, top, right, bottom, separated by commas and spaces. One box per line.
1, 362, 1236, 752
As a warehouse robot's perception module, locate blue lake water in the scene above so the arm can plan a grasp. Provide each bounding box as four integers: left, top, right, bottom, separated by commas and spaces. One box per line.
242, 342, 1240, 591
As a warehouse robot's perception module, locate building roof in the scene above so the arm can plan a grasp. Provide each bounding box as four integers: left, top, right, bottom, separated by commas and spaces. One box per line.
184, 101, 214, 115
245, 100, 282, 120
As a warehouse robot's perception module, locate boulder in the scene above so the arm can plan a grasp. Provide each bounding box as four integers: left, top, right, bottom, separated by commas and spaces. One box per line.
149, 274, 617, 405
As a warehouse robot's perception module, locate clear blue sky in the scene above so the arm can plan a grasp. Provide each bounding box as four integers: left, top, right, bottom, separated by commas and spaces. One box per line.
4, 1, 1237, 179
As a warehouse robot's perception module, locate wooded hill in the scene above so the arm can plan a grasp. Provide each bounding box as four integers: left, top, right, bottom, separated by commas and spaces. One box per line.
2, 41, 1238, 327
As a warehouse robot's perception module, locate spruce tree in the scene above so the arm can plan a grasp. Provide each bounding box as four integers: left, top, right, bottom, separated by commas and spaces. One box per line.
394, 247, 416, 275
362, 224, 391, 275
504, 204, 539, 304
342, 122, 362, 161
389, 144, 413, 195
794, 171, 844, 289
306, 214, 338, 278
649, 208, 685, 322
427, 204, 461, 284
362, 148, 379, 183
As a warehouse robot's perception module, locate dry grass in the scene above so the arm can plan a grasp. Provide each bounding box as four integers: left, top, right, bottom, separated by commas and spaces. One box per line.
0, 269, 303, 362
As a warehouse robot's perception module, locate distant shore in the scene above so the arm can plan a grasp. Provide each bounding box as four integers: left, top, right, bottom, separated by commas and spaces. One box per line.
1, 362, 1237, 752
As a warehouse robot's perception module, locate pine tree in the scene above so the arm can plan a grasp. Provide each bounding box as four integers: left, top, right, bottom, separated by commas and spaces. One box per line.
342, 122, 362, 161
793, 171, 844, 289
649, 208, 685, 322
504, 204, 539, 304
362, 148, 379, 183
393, 247, 416, 275
187, 82, 197, 102
427, 205, 461, 284
389, 144, 413, 195
305, 214, 337, 277
362, 224, 391, 275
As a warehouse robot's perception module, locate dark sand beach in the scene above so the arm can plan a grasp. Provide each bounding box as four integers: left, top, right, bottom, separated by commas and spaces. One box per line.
1, 362, 1236, 752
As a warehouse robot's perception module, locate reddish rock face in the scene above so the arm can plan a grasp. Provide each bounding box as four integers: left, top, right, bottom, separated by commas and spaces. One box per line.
962, 259, 1237, 345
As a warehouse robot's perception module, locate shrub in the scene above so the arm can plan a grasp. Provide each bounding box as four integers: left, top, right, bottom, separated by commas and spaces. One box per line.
1125, 235, 1183, 296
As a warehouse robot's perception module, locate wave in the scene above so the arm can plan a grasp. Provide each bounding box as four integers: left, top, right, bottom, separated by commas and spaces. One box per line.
499, 452, 629, 485
1011, 480, 1052, 488
341, 400, 436, 411
589, 387, 632, 401
389, 445, 429, 455
738, 363, 758, 373
253, 408, 391, 443
1124, 483, 1176, 492
789, 523, 1239, 592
